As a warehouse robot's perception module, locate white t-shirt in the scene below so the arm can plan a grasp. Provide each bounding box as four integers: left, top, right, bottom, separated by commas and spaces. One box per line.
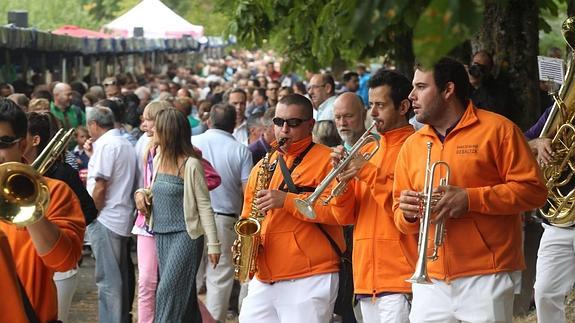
87, 129, 138, 237
233, 120, 249, 146
193, 129, 253, 215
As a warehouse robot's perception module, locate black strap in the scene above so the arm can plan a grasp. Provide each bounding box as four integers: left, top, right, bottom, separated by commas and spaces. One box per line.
277, 142, 315, 192
316, 223, 344, 257
18, 277, 40, 323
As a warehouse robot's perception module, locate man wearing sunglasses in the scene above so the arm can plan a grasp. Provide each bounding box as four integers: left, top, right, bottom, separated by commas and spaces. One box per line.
239, 94, 353, 323
0, 98, 85, 323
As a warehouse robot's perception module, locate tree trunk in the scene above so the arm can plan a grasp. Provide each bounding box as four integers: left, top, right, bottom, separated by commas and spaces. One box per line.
393, 27, 415, 79
471, 0, 540, 130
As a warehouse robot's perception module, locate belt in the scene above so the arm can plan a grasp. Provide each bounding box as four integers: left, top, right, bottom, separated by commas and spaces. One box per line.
215, 212, 237, 218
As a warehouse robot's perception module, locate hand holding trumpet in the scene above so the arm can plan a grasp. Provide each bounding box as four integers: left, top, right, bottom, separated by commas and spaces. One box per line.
399, 185, 469, 222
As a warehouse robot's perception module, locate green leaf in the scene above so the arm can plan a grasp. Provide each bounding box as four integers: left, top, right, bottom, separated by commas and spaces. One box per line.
413, 0, 484, 67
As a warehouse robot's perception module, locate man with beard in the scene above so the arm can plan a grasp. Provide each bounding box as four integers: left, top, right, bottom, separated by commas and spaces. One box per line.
393, 57, 547, 323
331, 72, 417, 322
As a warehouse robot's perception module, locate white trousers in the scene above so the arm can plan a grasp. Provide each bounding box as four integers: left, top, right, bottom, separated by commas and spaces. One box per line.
410, 273, 517, 323
54, 269, 79, 323
359, 293, 410, 323
206, 214, 237, 322
534, 224, 575, 323
239, 273, 338, 323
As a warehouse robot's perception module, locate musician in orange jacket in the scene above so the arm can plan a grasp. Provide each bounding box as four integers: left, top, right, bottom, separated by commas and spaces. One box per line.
393, 58, 547, 323
0, 98, 85, 323
239, 94, 352, 323
331, 70, 418, 322
0, 229, 29, 322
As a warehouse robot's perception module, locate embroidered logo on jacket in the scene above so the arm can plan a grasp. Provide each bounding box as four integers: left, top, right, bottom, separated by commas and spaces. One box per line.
456, 144, 478, 154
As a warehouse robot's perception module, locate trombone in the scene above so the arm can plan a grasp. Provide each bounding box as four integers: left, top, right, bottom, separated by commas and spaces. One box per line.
406, 141, 450, 284
295, 121, 379, 219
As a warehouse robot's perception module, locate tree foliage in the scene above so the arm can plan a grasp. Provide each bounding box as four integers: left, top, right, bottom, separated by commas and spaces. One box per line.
217, 0, 488, 71
0, 0, 99, 30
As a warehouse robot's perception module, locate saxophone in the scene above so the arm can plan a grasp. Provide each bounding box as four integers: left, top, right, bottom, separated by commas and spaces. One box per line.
232, 138, 286, 282
539, 16, 575, 227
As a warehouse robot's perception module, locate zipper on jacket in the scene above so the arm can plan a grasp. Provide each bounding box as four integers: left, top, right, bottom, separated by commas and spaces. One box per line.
372, 290, 377, 304
440, 141, 449, 283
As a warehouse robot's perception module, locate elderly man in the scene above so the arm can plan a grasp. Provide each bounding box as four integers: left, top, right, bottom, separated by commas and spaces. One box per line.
308, 73, 336, 121
50, 82, 85, 129
85, 106, 138, 323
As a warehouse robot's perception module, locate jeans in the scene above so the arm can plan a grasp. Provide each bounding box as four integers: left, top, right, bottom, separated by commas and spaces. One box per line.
88, 220, 134, 323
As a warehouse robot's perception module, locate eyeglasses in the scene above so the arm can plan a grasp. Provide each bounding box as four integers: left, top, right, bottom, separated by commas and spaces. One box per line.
272, 117, 310, 128
0, 136, 23, 149
308, 84, 326, 91
103, 80, 117, 87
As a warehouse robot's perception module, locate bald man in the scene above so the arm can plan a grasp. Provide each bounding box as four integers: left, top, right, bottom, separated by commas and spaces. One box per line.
333, 92, 367, 148
50, 82, 85, 129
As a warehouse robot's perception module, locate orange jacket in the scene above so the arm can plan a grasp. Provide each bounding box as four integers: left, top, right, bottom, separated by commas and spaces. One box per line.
0, 177, 86, 322
0, 229, 28, 323
333, 125, 418, 295
392, 104, 547, 281
241, 136, 352, 282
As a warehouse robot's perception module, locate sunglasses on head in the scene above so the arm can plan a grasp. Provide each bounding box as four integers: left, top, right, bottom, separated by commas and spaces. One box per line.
0, 136, 22, 149
272, 117, 309, 128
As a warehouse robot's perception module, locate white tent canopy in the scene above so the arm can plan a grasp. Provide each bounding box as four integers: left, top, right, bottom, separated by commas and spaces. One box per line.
103, 0, 204, 39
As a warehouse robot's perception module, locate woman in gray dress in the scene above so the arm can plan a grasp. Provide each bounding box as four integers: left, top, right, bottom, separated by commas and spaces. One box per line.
151, 108, 221, 322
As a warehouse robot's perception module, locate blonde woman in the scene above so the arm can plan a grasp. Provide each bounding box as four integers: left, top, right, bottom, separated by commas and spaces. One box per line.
145, 108, 220, 322
134, 101, 220, 322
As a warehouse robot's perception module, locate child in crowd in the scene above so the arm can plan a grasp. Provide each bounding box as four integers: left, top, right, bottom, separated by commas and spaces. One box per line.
73, 126, 90, 169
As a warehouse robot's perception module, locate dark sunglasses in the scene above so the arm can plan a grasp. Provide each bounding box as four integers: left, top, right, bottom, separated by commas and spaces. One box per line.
0, 136, 23, 149
272, 117, 310, 128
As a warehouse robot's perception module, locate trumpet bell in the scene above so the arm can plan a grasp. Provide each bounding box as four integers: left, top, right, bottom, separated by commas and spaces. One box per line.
294, 198, 316, 219
0, 162, 49, 226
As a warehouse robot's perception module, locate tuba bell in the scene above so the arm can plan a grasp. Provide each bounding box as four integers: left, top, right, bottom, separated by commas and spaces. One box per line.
538, 16, 575, 227
0, 128, 75, 226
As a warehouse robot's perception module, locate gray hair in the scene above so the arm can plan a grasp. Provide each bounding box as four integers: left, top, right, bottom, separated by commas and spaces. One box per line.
87, 106, 115, 129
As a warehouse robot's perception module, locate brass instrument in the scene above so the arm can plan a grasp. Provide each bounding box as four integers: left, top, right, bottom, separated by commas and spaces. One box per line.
295, 121, 380, 219
407, 142, 450, 284
0, 128, 75, 226
232, 138, 286, 282
539, 16, 575, 227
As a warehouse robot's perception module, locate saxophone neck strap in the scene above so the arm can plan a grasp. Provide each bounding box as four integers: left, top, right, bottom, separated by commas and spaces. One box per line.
278, 142, 315, 193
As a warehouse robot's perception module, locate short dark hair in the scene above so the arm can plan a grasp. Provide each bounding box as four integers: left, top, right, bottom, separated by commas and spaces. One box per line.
209, 103, 236, 133
320, 74, 336, 95
278, 94, 313, 120
224, 88, 247, 103
368, 69, 413, 110
253, 88, 267, 100
27, 112, 61, 153
417, 57, 471, 107
0, 98, 27, 138
342, 71, 359, 83
96, 98, 125, 124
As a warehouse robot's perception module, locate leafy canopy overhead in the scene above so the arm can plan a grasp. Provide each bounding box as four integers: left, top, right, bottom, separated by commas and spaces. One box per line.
217, 0, 488, 70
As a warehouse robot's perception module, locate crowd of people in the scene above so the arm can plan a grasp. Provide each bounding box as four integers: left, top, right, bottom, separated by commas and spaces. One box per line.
0, 46, 569, 323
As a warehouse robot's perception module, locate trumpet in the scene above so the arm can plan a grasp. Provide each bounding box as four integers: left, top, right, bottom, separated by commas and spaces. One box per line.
295, 121, 379, 219
406, 141, 450, 284
0, 128, 75, 226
